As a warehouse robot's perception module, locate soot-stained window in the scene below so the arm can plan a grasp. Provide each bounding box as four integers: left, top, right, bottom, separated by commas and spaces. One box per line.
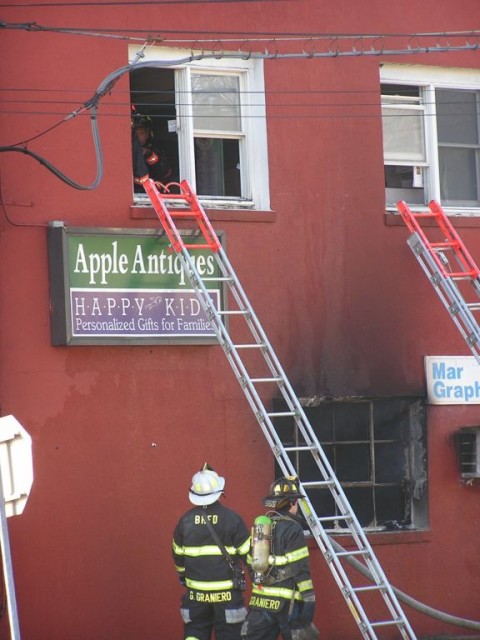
274, 397, 428, 531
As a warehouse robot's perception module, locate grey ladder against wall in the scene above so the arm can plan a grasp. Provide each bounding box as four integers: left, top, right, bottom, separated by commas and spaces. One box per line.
397, 200, 480, 365
144, 178, 417, 640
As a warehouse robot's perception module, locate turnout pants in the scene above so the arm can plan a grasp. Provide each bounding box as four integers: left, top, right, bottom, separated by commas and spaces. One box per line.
180, 589, 247, 640
240, 608, 293, 640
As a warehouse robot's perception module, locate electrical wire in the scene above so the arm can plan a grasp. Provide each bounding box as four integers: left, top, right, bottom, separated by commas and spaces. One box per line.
0, 96, 472, 107
0, 44, 478, 187
2, 23, 479, 37
0, 0, 281, 7
1, 21, 479, 47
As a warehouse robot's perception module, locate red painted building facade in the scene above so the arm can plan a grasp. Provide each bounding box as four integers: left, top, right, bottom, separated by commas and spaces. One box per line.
0, 1, 479, 638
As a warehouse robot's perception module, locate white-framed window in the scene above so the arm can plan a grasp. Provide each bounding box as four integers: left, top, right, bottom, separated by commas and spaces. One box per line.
380, 64, 480, 214
129, 46, 270, 210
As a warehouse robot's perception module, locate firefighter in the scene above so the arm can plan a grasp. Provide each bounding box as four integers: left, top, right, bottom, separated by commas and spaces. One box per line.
131, 114, 173, 192
172, 464, 251, 640
241, 477, 319, 640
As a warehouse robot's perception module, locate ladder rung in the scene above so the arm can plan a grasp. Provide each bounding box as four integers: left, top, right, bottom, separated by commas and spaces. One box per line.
158, 192, 191, 201
430, 241, 458, 248
409, 211, 439, 218
335, 549, 370, 558
169, 210, 198, 217
249, 377, 283, 383
467, 303, 480, 310
301, 480, 336, 488
202, 276, 234, 282
267, 411, 297, 417
317, 514, 353, 522
233, 343, 266, 349
184, 243, 217, 250
371, 620, 406, 628
217, 310, 249, 316
283, 445, 317, 452
450, 273, 477, 280
353, 584, 385, 593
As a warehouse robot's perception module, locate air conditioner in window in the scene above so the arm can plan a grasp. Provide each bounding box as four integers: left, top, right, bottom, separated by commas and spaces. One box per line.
453, 427, 480, 482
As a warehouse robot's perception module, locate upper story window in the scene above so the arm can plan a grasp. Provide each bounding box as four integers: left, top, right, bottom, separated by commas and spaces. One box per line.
129, 47, 270, 210
380, 64, 480, 213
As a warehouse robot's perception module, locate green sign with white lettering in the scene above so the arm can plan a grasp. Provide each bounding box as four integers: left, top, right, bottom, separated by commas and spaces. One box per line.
48, 224, 224, 345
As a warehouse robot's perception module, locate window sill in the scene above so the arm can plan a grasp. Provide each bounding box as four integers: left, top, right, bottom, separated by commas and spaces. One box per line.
131, 204, 276, 223
385, 210, 480, 228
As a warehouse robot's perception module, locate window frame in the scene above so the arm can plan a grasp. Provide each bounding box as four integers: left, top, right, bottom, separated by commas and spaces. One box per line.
380, 64, 480, 215
129, 46, 270, 211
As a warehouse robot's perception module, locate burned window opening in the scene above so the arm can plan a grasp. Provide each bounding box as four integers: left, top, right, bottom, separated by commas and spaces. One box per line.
273, 396, 428, 531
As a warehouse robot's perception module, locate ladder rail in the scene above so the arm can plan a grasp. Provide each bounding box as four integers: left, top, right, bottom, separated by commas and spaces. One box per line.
144, 179, 417, 639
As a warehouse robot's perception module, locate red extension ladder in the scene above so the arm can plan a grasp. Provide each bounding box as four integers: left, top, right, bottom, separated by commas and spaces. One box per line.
397, 200, 480, 365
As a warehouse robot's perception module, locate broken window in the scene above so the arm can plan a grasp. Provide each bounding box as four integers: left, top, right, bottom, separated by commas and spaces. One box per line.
274, 396, 428, 531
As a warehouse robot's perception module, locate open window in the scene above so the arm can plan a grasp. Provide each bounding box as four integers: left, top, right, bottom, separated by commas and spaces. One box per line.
129, 48, 270, 210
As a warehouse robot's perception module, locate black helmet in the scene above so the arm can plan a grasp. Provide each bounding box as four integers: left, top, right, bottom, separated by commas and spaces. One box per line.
131, 113, 153, 131
263, 476, 304, 509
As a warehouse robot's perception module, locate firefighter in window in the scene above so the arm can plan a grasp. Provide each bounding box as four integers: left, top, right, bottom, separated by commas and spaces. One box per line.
131, 114, 173, 193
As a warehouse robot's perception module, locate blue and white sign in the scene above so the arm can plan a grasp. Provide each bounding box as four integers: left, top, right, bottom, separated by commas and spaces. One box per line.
425, 356, 480, 405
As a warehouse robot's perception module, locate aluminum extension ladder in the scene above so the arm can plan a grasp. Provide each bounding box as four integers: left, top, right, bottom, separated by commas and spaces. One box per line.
397, 200, 480, 366
144, 178, 417, 639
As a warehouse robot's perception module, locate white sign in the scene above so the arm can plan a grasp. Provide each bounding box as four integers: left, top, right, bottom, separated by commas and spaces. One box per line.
0, 416, 33, 517
425, 356, 480, 405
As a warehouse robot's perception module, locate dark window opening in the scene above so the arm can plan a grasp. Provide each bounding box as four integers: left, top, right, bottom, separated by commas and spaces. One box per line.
274, 397, 428, 530
130, 68, 179, 189
381, 84, 420, 98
